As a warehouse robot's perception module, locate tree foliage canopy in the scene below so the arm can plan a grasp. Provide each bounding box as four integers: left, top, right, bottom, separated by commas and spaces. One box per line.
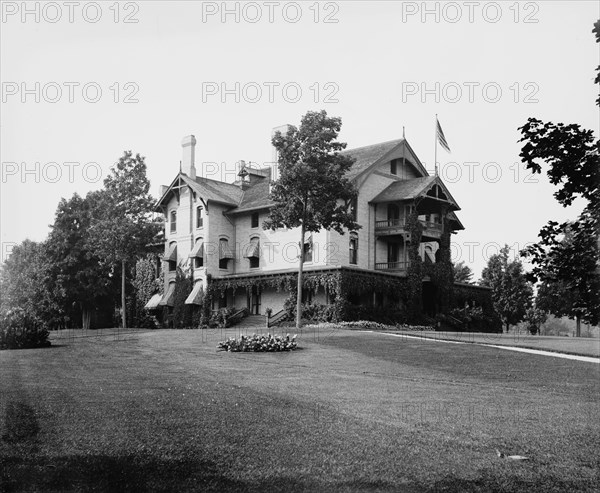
518, 20, 600, 327
481, 245, 533, 331
264, 110, 360, 234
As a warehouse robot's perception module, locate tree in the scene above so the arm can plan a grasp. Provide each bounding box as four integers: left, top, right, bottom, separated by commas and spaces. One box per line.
453, 261, 474, 284
524, 306, 547, 335
481, 245, 533, 333
46, 191, 113, 329
0, 240, 60, 327
264, 110, 360, 329
518, 20, 600, 336
88, 151, 162, 329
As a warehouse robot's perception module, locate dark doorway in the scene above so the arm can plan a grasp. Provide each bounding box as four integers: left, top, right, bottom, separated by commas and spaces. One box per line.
247, 286, 261, 315
422, 282, 437, 316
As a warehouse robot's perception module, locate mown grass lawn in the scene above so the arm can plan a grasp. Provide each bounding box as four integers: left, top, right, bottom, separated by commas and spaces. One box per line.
1, 327, 598, 492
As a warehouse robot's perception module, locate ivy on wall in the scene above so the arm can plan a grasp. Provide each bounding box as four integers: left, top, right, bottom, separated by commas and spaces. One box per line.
405, 211, 424, 320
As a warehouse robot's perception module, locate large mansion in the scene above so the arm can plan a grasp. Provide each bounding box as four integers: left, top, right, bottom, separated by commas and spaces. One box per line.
147, 126, 490, 322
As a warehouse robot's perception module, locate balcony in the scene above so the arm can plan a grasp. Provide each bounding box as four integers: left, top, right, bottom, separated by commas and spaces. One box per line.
375, 261, 409, 272
374, 218, 443, 239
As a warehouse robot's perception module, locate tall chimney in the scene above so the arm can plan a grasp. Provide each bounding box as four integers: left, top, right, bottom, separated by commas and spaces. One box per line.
271, 124, 292, 182
181, 135, 197, 179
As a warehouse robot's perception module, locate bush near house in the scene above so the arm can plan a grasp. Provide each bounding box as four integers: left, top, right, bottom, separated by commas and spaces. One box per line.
0, 308, 50, 350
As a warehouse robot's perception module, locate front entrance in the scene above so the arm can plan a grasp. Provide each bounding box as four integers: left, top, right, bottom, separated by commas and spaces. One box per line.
247, 286, 261, 315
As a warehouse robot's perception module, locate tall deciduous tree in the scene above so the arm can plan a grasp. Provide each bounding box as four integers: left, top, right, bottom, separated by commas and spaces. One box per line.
518, 20, 600, 336
88, 151, 161, 329
481, 245, 533, 333
264, 110, 360, 329
46, 191, 113, 329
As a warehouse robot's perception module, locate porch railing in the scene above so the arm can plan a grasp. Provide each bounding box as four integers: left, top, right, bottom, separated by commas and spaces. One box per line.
375, 261, 409, 271
375, 219, 404, 229
375, 218, 443, 232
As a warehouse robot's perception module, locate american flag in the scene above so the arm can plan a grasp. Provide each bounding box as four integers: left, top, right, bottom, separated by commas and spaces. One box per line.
436, 117, 451, 153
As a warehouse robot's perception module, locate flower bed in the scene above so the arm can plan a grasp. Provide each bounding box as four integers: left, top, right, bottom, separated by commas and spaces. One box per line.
218, 333, 298, 352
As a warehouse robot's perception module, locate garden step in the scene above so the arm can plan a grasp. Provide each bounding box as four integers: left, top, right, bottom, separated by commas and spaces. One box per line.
233, 315, 267, 328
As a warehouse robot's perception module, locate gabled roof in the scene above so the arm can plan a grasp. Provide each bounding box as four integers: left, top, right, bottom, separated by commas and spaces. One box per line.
341, 138, 428, 181
371, 175, 461, 211
157, 173, 243, 209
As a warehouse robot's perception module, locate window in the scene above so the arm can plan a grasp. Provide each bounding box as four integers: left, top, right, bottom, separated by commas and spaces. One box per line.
170, 210, 177, 233
302, 288, 313, 304
390, 159, 398, 175
166, 242, 177, 271
303, 235, 313, 263
245, 237, 260, 269
349, 197, 358, 222
196, 206, 203, 229
251, 212, 259, 228
349, 233, 358, 265
219, 238, 233, 269
190, 238, 204, 269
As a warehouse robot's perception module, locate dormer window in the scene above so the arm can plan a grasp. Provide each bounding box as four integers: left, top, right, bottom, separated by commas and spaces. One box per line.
390, 159, 398, 175
196, 206, 203, 229
170, 210, 177, 233
251, 212, 259, 228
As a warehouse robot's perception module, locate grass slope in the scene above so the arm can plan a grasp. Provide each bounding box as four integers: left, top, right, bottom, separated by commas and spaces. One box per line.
1, 328, 598, 492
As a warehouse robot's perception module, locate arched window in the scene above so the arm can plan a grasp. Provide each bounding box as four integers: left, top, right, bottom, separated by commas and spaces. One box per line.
349, 232, 358, 265
196, 206, 203, 229
166, 241, 177, 271
170, 210, 177, 233
219, 238, 234, 269
245, 237, 260, 269
189, 237, 204, 269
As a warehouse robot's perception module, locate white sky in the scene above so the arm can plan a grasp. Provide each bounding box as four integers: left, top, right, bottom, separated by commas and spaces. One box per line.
1, 0, 598, 278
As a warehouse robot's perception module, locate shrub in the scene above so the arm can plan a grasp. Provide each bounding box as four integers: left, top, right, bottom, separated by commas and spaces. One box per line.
208, 307, 245, 328
0, 308, 51, 350
304, 321, 433, 332
217, 333, 298, 352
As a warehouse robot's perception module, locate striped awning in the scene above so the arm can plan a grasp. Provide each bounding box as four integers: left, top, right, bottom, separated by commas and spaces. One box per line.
244, 239, 260, 258
185, 282, 203, 305
165, 243, 177, 262
189, 240, 204, 258
219, 241, 234, 260
144, 293, 162, 310
159, 283, 176, 306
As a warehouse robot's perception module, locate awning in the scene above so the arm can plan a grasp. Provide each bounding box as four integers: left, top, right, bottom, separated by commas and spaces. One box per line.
184, 282, 204, 305
244, 239, 260, 258
165, 243, 177, 262
159, 283, 176, 306
144, 293, 162, 310
219, 241, 234, 260
189, 240, 204, 258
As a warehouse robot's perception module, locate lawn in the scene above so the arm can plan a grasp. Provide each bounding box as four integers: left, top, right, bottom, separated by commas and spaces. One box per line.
385, 330, 600, 358
1, 327, 599, 492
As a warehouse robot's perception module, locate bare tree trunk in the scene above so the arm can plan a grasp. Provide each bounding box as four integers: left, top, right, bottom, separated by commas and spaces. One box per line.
575, 314, 581, 337
122, 259, 127, 329
505, 322, 510, 333
296, 223, 305, 330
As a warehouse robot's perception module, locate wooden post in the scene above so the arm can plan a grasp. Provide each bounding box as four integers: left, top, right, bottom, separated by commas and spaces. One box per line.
121, 259, 127, 330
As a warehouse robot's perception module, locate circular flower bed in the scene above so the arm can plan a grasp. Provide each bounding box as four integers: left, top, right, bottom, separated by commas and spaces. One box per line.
218, 333, 298, 352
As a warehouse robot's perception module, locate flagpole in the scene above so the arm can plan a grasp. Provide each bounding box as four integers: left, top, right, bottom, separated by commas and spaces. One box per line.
434, 114, 438, 176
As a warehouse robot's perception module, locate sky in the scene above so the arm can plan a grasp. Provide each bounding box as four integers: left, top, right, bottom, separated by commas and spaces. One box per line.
1, 0, 598, 278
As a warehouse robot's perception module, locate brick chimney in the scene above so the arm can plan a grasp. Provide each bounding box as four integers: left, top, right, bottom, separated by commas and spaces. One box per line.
181, 135, 196, 179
